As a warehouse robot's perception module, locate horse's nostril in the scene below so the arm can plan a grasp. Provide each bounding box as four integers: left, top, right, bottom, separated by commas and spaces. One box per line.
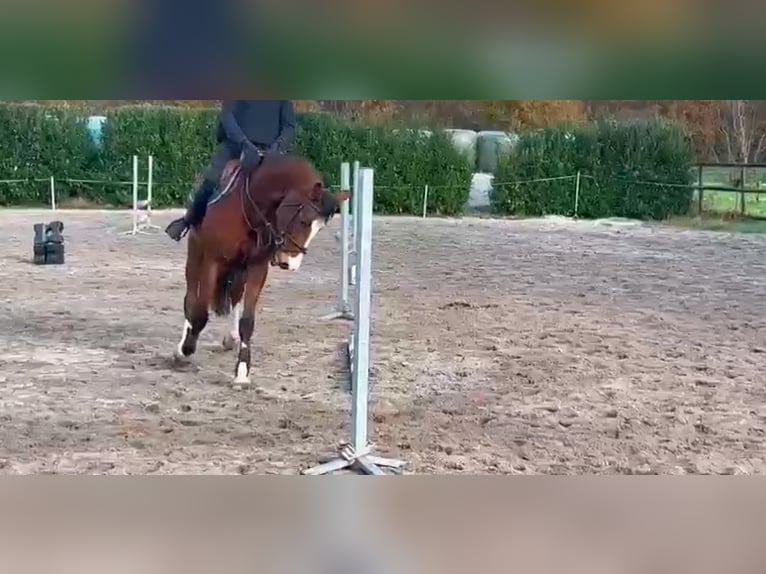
279, 262, 289, 270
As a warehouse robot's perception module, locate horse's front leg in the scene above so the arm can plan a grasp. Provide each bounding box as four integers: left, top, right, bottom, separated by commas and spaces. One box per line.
175, 254, 218, 360
222, 273, 246, 351
233, 261, 269, 388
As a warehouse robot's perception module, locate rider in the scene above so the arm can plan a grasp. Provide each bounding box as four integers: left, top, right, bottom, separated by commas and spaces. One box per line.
164, 99, 296, 241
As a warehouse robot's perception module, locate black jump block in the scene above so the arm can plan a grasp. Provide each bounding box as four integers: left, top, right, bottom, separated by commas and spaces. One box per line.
33, 220, 65, 265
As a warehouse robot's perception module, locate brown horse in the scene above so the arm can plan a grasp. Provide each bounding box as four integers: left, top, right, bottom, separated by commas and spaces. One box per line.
173, 154, 350, 387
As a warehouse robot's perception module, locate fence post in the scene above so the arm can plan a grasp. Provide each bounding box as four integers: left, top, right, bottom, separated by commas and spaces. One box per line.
351, 167, 374, 455
49, 176, 56, 211
322, 162, 354, 322
147, 155, 154, 220
339, 162, 351, 314
740, 165, 746, 216
574, 171, 581, 218
303, 167, 406, 476
132, 155, 139, 231
697, 165, 704, 216
350, 160, 360, 287
422, 185, 429, 219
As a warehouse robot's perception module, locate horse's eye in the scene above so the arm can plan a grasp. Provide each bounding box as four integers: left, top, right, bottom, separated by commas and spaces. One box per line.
301, 220, 312, 228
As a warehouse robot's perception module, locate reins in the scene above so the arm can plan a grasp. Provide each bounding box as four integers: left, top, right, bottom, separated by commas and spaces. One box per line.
236, 164, 323, 266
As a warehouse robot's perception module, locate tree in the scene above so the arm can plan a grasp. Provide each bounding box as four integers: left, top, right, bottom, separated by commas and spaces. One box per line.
480, 100, 587, 131
397, 101, 485, 129
716, 100, 766, 164
294, 100, 321, 113
661, 100, 719, 162
313, 100, 399, 123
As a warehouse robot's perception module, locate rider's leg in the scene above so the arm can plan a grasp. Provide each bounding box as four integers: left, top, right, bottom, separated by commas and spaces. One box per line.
165, 144, 237, 241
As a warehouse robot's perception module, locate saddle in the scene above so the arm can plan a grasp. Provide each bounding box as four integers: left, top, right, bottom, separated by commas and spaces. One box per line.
208, 149, 273, 206
208, 160, 246, 206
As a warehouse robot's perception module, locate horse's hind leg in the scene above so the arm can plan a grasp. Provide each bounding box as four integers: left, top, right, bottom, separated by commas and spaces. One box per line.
222, 272, 246, 351
175, 251, 217, 360
233, 262, 269, 387
175, 238, 201, 360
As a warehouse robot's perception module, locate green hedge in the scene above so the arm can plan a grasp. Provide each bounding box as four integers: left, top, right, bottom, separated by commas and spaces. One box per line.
295, 114, 473, 215
0, 104, 97, 204
95, 105, 219, 206
0, 103, 473, 215
490, 120, 695, 220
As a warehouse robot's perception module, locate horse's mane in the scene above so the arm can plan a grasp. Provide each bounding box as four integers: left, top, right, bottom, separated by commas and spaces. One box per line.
241, 154, 324, 210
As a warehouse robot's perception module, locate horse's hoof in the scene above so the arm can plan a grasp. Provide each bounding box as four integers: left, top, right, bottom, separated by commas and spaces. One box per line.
173, 348, 187, 362
232, 363, 251, 389
222, 334, 238, 351
232, 375, 251, 389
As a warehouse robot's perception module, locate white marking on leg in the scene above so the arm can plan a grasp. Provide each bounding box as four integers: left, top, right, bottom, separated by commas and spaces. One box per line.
230, 301, 242, 340
175, 320, 192, 359
235, 362, 249, 382
222, 301, 242, 350
233, 340, 251, 386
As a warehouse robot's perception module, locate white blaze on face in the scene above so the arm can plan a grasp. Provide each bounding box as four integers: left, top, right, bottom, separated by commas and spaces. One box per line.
283, 218, 324, 271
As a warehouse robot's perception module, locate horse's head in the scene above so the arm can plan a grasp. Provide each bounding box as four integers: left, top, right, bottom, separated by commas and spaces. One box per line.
272, 182, 351, 271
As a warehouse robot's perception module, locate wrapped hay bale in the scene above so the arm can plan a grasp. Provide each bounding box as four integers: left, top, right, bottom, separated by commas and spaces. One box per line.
86, 115, 107, 148
477, 131, 518, 174
444, 129, 478, 170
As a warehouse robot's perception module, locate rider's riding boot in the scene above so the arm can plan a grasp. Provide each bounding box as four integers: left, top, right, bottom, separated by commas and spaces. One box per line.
165, 179, 216, 241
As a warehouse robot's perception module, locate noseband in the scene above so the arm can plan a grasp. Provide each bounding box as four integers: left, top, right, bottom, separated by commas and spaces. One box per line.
239, 170, 323, 266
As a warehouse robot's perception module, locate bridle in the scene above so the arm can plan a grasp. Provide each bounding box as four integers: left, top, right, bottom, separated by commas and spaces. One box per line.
237, 166, 325, 267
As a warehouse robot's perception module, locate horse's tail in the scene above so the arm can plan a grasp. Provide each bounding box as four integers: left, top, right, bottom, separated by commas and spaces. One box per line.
212, 264, 244, 317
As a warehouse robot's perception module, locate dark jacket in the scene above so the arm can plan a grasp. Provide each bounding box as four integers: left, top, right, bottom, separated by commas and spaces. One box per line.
216, 100, 296, 151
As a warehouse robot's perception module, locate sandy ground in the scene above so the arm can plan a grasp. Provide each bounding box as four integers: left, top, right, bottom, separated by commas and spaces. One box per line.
0, 209, 765, 474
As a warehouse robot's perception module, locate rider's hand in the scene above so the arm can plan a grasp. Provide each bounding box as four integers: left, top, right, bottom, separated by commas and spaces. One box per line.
267, 140, 281, 155
240, 140, 263, 172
